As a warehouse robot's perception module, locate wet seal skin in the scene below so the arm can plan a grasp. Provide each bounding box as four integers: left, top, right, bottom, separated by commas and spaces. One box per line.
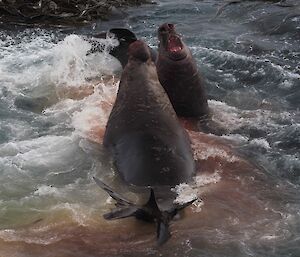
156, 23, 209, 120
94, 40, 196, 245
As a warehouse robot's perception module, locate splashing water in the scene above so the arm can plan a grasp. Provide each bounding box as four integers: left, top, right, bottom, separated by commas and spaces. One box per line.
0, 0, 300, 256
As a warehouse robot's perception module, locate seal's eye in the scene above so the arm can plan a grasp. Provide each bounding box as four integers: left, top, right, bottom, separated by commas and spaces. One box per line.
167, 24, 174, 29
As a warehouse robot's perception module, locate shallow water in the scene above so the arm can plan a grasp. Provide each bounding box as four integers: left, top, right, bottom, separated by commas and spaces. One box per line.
0, 0, 299, 256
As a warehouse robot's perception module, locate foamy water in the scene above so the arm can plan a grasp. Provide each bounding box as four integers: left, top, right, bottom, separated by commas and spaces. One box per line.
1, 0, 300, 256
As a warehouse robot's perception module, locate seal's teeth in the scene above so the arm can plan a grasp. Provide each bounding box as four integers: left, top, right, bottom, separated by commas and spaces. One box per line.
167, 36, 183, 53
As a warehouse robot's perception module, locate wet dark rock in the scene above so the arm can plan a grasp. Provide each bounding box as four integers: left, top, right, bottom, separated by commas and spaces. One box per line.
0, 0, 156, 27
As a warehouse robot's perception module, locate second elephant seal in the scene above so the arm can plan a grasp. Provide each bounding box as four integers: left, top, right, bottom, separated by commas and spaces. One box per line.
156, 23, 209, 119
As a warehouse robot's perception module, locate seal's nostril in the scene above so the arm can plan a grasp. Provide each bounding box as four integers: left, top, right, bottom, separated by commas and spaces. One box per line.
167, 24, 174, 29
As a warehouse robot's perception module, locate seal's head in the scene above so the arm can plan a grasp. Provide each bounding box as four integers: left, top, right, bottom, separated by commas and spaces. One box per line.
128, 40, 151, 62
158, 23, 187, 60
109, 28, 137, 43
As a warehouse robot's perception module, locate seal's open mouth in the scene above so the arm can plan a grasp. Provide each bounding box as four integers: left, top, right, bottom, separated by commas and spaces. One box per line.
167, 35, 183, 53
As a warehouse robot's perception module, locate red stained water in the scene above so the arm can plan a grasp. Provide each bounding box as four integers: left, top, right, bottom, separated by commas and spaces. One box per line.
0, 120, 279, 257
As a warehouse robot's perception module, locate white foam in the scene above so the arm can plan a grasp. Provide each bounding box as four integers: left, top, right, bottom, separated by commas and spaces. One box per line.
0, 135, 81, 178
221, 134, 249, 144
2, 120, 36, 141
50, 35, 120, 86
280, 79, 294, 89
173, 183, 198, 205
209, 99, 294, 133
192, 141, 239, 162
194, 171, 222, 186
249, 138, 271, 150
0, 32, 120, 97
209, 100, 243, 131
71, 80, 118, 139
50, 202, 93, 226
172, 170, 222, 213
0, 31, 56, 93
33, 185, 61, 197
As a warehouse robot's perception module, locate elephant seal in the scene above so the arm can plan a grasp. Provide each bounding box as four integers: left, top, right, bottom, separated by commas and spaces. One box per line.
94, 40, 196, 245
91, 28, 156, 68
86, 26, 222, 134
156, 23, 209, 119
94, 25, 209, 119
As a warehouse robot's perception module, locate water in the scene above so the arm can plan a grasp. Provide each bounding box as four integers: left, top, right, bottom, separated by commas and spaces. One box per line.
0, 0, 299, 256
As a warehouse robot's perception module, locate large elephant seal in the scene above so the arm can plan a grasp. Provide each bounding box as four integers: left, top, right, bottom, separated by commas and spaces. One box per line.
89, 25, 209, 120
95, 40, 196, 245
156, 23, 209, 119
91, 28, 156, 68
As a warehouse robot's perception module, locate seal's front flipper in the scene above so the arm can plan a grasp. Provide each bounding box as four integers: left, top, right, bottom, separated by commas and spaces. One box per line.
93, 177, 133, 206
93, 177, 142, 220
104, 206, 139, 220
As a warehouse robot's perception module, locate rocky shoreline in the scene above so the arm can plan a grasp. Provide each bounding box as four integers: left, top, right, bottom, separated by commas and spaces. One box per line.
0, 0, 155, 27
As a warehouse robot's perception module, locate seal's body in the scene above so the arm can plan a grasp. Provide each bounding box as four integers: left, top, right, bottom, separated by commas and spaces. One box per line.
103, 40, 194, 187
156, 23, 209, 119
95, 40, 196, 245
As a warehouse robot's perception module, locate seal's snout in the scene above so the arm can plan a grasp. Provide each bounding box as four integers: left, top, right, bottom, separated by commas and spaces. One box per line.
158, 23, 185, 59
128, 40, 151, 62
167, 23, 174, 29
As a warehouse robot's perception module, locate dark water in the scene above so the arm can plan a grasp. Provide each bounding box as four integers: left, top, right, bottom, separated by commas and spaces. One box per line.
0, 0, 299, 256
